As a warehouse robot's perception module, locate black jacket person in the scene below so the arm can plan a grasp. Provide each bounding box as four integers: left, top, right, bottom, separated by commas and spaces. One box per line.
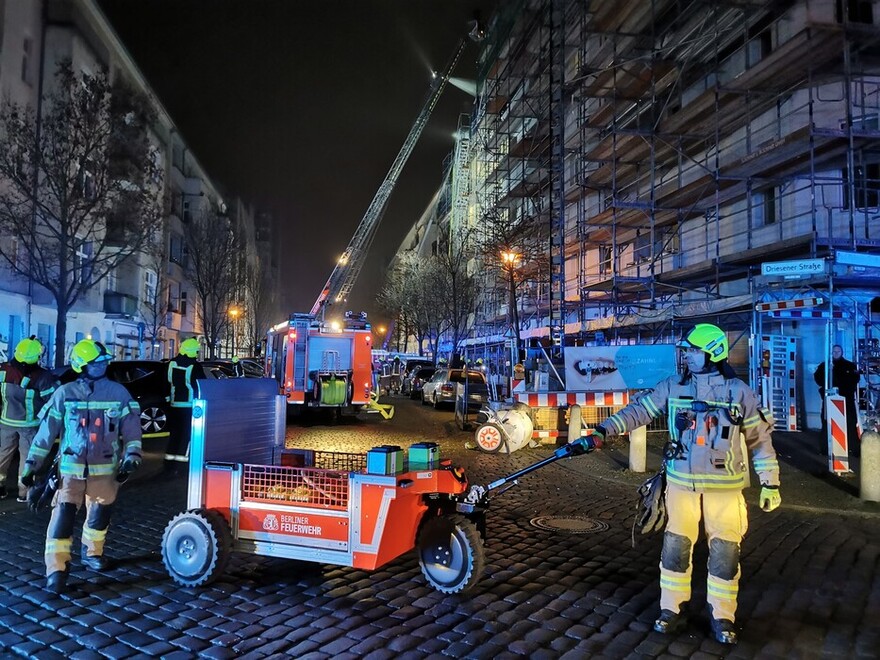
165, 338, 206, 468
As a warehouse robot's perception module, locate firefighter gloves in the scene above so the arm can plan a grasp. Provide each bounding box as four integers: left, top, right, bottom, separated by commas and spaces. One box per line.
591, 425, 606, 449
21, 470, 35, 489
759, 485, 781, 512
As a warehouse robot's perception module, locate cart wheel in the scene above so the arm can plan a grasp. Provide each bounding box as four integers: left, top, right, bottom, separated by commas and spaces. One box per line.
474, 423, 506, 453
162, 509, 231, 587
418, 514, 484, 594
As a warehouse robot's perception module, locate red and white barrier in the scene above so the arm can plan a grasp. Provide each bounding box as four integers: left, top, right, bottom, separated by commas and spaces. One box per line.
514, 391, 630, 407
754, 297, 823, 312
826, 394, 851, 473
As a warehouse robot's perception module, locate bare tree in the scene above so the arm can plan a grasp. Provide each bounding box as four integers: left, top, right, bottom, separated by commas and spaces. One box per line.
0, 62, 163, 365
185, 208, 239, 358
243, 261, 275, 356
432, 224, 479, 361
138, 219, 171, 359
477, 205, 551, 361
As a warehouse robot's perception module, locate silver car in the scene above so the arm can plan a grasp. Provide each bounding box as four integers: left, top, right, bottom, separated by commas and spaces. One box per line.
421, 369, 489, 410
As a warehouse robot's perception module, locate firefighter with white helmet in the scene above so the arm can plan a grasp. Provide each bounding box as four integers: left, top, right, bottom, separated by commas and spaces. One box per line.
21, 339, 142, 594
0, 337, 57, 501
165, 337, 206, 470
583, 323, 780, 645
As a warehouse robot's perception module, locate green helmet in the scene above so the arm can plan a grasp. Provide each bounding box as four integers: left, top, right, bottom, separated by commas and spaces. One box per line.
676, 324, 728, 362
180, 337, 200, 358
70, 339, 111, 373
14, 337, 43, 364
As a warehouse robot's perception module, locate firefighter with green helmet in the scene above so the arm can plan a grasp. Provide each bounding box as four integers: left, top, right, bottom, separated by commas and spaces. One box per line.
583, 323, 780, 645
164, 337, 206, 471
21, 339, 142, 594
0, 337, 57, 502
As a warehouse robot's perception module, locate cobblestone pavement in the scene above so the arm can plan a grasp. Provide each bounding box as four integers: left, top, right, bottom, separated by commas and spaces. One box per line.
0, 397, 878, 659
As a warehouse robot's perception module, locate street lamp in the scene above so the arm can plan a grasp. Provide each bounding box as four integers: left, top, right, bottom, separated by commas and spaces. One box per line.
229, 307, 240, 358
500, 250, 522, 370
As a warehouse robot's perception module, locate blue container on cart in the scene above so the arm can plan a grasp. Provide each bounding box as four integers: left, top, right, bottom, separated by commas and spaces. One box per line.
366, 445, 404, 475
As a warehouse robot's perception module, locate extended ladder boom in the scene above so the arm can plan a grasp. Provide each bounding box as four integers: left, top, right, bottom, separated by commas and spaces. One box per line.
310, 39, 467, 317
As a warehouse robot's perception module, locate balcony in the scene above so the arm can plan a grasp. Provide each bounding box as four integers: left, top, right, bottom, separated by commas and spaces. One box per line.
103, 291, 139, 316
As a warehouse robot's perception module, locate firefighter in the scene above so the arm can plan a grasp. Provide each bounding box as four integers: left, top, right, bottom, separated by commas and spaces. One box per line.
20, 339, 142, 594
583, 324, 780, 645
165, 338, 206, 470
0, 337, 57, 502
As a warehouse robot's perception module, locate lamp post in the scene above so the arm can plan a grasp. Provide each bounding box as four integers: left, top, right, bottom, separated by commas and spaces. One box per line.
501, 250, 522, 370
229, 307, 240, 358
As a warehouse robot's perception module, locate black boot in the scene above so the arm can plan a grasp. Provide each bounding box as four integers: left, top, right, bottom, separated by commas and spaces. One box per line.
710, 618, 738, 644
80, 546, 110, 571
653, 609, 687, 634
46, 571, 68, 594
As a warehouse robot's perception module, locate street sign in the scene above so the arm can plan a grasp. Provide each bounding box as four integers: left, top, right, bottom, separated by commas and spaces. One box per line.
835, 250, 880, 269
760, 258, 826, 277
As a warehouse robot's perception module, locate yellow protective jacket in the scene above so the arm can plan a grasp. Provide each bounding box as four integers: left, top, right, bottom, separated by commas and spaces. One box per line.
168, 355, 206, 408
25, 377, 142, 478
0, 360, 58, 427
603, 370, 779, 491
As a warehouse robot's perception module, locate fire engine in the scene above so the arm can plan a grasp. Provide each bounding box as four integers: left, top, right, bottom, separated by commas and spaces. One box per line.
265, 41, 465, 415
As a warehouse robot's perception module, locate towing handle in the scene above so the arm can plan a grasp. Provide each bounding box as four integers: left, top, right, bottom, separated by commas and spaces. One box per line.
460, 436, 595, 508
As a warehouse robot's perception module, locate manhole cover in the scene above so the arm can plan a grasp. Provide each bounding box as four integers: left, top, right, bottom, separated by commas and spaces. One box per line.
529, 515, 609, 534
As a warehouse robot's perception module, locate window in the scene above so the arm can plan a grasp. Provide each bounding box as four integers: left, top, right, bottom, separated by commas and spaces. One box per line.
77, 160, 96, 200
183, 198, 192, 223
106, 268, 117, 293
75, 241, 93, 285
143, 270, 157, 305
180, 291, 188, 316
169, 233, 187, 266
843, 163, 880, 209
21, 36, 33, 85
836, 0, 874, 24
598, 245, 612, 276
751, 188, 778, 226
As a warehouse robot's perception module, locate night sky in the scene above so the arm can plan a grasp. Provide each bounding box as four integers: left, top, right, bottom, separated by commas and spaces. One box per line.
98, 0, 495, 322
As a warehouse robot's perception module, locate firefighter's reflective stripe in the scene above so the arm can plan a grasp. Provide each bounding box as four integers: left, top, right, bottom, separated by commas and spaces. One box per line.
659, 572, 691, 594
82, 525, 108, 555
665, 467, 746, 490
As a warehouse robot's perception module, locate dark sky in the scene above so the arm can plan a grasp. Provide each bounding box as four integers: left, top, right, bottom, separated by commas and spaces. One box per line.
97, 0, 495, 321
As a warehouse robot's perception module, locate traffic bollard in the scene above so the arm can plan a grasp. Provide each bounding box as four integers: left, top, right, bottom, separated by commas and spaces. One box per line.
629, 425, 646, 473
860, 431, 880, 503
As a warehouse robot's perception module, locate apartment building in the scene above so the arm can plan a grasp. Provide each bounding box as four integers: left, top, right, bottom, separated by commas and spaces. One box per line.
0, 0, 262, 365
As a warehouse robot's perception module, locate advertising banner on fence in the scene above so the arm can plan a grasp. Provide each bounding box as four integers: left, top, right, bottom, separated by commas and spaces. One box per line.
564, 345, 676, 391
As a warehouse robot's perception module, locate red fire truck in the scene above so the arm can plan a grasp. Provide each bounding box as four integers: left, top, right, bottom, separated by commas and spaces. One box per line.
265, 312, 374, 415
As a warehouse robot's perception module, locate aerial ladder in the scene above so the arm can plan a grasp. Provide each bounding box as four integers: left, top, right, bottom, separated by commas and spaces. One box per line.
267, 38, 467, 418
310, 38, 467, 318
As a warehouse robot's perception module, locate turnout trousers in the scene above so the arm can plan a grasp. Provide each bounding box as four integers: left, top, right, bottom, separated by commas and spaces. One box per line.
659, 483, 748, 622
45, 474, 119, 575
0, 425, 37, 497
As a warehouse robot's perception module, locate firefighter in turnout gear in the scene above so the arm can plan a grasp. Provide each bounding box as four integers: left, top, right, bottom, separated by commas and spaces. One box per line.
20, 339, 142, 594
0, 337, 57, 501
584, 324, 780, 645
164, 338, 206, 470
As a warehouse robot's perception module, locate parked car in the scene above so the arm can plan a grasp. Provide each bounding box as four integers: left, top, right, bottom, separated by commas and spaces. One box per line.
421, 369, 489, 410
407, 366, 437, 399
202, 359, 265, 379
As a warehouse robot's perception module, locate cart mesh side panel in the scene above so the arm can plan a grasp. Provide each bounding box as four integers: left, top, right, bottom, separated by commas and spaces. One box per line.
313, 451, 366, 472
242, 464, 352, 510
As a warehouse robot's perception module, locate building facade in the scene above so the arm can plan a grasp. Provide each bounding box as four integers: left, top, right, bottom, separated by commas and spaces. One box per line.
0, 0, 269, 365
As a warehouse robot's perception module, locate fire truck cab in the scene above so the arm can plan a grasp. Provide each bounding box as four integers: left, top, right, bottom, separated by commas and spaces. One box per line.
265, 312, 373, 414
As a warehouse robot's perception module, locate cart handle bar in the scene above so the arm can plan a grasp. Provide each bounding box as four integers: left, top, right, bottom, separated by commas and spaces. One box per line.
486, 436, 595, 491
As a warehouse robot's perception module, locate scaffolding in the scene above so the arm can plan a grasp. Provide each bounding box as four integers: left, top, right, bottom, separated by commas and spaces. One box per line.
468, 0, 880, 375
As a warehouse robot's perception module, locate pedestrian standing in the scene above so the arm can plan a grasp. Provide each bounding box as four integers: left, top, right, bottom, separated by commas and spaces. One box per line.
582, 324, 781, 645
165, 338, 206, 471
813, 344, 861, 454
0, 338, 57, 502
20, 339, 142, 594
